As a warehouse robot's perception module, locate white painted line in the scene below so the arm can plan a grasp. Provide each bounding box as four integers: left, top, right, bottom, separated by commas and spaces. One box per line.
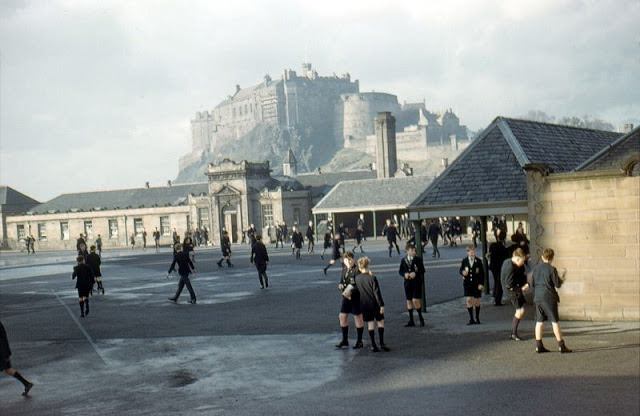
51, 289, 109, 366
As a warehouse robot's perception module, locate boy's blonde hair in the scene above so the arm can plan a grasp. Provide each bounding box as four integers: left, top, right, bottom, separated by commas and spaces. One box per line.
357, 256, 370, 271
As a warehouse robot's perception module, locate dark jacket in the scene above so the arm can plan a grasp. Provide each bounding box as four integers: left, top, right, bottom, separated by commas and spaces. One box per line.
459, 256, 484, 290
291, 231, 304, 249
399, 256, 425, 280
339, 265, 359, 288
72, 263, 95, 292
86, 252, 102, 277
489, 241, 509, 275
355, 273, 385, 310
221, 235, 231, 256
383, 224, 398, 242
168, 251, 195, 276
501, 259, 526, 293
251, 241, 269, 265
532, 262, 562, 304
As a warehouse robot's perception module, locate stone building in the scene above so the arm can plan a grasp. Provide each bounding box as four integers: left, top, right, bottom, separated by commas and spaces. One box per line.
408, 117, 638, 321
206, 159, 311, 244
4, 183, 209, 251
0, 186, 40, 249
3, 157, 315, 250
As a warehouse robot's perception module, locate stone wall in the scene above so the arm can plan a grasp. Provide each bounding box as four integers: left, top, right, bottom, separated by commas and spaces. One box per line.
527, 169, 640, 321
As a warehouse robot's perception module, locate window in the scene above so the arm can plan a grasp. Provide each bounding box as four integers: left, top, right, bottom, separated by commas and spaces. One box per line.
134, 218, 144, 236
160, 216, 170, 236
60, 222, 69, 240
38, 223, 47, 241
17, 224, 26, 240
108, 219, 118, 239
261, 204, 274, 227
84, 221, 93, 240
293, 207, 301, 225
198, 208, 210, 229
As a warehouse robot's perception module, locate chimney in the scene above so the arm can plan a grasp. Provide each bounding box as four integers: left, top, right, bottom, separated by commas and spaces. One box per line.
235, 84, 241, 94
375, 112, 397, 179
624, 123, 634, 133
450, 134, 458, 151
441, 158, 449, 169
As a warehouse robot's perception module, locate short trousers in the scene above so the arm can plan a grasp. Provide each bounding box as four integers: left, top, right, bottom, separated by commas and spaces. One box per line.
362, 308, 384, 322
536, 301, 559, 323
464, 285, 482, 298
404, 278, 423, 300
509, 291, 526, 309
340, 292, 362, 315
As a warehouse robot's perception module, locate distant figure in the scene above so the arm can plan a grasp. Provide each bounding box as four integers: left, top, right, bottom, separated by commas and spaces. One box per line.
250, 235, 270, 289
72, 255, 95, 318
86, 245, 105, 295
1, 320, 34, 396
217, 230, 233, 267
291, 226, 303, 260
76, 234, 87, 256
129, 234, 135, 250
142, 229, 148, 250
28, 235, 36, 254
306, 220, 315, 253
153, 228, 161, 252
95, 234, 103, 257
167, 243, 197, 304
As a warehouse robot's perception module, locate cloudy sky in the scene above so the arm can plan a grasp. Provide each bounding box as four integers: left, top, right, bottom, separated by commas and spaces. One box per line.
1, 0, 638, 201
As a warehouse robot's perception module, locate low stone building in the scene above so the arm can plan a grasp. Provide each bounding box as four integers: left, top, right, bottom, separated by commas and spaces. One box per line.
408, 117, 638, 321
0, 186, 40, 249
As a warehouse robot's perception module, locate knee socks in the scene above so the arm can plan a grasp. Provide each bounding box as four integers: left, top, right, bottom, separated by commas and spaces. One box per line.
378, 327, 385, 346
356, 327, 364, 344
408, 309, 415, 324
368, 329, 377, 348
13, 371, 31, 387
79, 300, 84, 316
416, 308, 424, 324
512, 317, 521, 335
467, 307, 474, 321
475, 306, 480, 322
341, 326, 349, 343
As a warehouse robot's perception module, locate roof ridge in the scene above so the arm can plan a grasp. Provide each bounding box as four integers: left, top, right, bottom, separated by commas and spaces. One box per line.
497, 118, 530, 167
499, 116, 619, 134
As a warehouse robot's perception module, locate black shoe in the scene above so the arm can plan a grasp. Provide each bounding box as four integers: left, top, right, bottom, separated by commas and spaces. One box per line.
467, 319, 475, 326
22, 382, 34, 396
168, 297, 177, 303
260, 285, 264, 289
475, 320, 481, 324
217, 261, 222, 268
419, 318, 425, 327
353, 341, 363, 349
404, 321, 415, 327
80, 312, 84, 318
559, 345, 573, 354
101, 288, 105, 295
335, 340, 349, 349
370, 345, 380, 352
190, 299, 197, 304
380, 344, 391, 352
510, 334, 522, 341
536, 345, 550, 353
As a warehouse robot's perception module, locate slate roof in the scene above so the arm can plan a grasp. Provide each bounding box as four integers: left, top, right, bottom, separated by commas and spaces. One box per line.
313, 175, 434, 214
296, 170, 377, 188
0, 186, 40, 214
409, 117, 623, 215
575, 126, 640, 172
27, 183, 209, 215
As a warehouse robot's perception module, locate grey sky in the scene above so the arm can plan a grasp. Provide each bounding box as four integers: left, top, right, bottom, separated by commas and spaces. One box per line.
1, 0, 638, 201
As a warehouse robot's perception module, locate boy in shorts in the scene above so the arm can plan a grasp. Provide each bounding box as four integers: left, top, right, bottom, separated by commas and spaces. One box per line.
356, 257, 389, 352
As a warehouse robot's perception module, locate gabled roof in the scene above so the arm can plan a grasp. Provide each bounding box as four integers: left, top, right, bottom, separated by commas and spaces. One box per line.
574, 126, 640, 172
313, 175, 433, 214
0, 186, 39, 206
27, 183, 208, 215
408, 117, 623, 217
0, 186, 40, 214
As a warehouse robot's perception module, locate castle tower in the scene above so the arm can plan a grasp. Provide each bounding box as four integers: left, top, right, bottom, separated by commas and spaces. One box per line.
283, 148, 298, 177
375, 112, 397, 179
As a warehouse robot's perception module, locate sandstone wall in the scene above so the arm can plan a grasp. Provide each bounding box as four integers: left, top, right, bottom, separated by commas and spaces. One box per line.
527, 169, 640, 321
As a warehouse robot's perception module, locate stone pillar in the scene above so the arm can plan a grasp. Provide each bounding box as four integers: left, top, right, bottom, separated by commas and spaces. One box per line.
375, 112, 397, 179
